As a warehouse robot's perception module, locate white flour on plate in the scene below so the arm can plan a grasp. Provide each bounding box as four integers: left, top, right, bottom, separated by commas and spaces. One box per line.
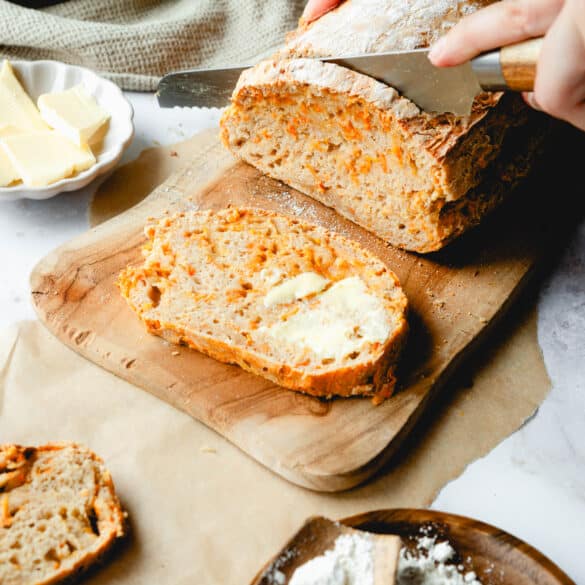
287, 532, 482, 585
288, 534, 373, 585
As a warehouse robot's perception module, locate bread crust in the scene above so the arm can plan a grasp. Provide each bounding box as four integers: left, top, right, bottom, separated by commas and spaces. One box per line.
119, 207, 408, 402
0, 443, 125, 585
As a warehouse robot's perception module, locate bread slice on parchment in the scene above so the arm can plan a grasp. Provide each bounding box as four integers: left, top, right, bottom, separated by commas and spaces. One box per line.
0, 443, 125, 585
118, 207, 408, 402
220, 0, 546, 253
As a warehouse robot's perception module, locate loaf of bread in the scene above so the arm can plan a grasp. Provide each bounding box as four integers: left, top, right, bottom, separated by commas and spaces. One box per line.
221, 0, 546, 253
119, 207, 408, 402
0, 443, 125, 585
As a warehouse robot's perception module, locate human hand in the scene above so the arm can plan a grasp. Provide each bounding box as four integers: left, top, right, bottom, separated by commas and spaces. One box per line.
429, 0, 585, 131
302, 0, 342, 23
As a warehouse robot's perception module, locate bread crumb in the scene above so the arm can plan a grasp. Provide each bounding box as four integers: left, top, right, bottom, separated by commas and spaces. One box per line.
171, 350, 180, 356
200, 446, 217, 454
170, 150, 178, 158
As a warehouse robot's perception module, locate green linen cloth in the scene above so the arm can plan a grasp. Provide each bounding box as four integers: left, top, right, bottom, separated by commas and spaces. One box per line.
0, 0, 306, 90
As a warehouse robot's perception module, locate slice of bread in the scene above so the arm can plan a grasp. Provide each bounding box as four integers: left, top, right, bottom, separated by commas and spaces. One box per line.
119, 207, 408, 402
0, 443, 125, 585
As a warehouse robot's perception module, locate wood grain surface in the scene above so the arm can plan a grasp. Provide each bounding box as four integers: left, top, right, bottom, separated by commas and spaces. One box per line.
251, 510, 575, 585
29, 129, 571, 491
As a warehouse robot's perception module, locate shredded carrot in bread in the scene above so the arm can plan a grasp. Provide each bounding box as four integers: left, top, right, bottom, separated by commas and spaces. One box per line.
340, 120, 362, 141
377, 152, 388, 173
392, 144, 403, 165
1, 494, 11, 528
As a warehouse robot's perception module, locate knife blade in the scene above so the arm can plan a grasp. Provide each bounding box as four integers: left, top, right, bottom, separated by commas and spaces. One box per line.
157, 38, 542, 116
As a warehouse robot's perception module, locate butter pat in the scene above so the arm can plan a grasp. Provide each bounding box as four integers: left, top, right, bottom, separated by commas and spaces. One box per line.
263, 277, 391, 361
38, 85, 110, 147
0, 61, 49, 132
264, 272, 328, 307
1, 132, 96, 187
0, 149, 19, 187
0, 125, 23, 138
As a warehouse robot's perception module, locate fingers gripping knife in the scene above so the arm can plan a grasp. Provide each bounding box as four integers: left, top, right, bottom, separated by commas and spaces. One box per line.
157, 38, 543, 115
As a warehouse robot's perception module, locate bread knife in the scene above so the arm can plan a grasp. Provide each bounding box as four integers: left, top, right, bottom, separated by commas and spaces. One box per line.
157, 38, 542, 116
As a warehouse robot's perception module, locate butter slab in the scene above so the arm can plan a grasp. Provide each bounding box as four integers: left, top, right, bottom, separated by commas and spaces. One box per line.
0, 149, 19, 187
1, 132, 96, 187
38, 85, 110, 148
0, 61, 49, 132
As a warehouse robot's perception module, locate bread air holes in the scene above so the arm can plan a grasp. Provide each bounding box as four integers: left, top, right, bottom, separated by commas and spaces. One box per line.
9, 555, 19, 566
88, 508, 100, 536
321, 357, 335, 366
349, 351, 360, 360
147, 285, 161, 307
44, 548, 60, 564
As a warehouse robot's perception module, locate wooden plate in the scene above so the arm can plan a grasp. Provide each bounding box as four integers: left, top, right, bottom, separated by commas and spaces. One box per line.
252, 509, 575, 585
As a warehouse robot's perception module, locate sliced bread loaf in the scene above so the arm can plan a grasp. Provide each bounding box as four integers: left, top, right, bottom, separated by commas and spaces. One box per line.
0, 443, 125, 585
118, 207, 408, 401
220, 0, 546, 253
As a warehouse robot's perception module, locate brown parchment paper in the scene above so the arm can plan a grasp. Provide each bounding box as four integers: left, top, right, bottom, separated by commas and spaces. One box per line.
0, 135, 550, 584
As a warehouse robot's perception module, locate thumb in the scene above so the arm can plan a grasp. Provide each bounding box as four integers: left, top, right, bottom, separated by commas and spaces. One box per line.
302, 0, 341, 23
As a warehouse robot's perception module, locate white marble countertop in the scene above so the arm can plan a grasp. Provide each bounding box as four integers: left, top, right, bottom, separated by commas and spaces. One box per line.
1, 92, 583, 583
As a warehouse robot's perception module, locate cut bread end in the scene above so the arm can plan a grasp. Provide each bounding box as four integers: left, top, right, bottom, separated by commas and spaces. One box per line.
119, 207, 408, 402
0, 443, 125, 585
220, 59, 544, 253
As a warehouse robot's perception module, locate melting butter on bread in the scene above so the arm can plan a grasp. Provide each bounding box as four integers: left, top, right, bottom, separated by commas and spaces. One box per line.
0, 443, 125, 585
118, 207, 408, 401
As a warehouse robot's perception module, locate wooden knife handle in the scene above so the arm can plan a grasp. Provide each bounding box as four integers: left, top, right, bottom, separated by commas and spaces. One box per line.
500, 38, 543, 91
472, 37, 543, 92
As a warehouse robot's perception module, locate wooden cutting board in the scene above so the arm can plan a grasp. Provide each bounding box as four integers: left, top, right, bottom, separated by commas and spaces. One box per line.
29, 129, 573, 492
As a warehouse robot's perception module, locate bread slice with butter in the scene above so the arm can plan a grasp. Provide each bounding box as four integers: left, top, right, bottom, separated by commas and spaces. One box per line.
0, 443, 125, 585
118, 207, 408, 402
